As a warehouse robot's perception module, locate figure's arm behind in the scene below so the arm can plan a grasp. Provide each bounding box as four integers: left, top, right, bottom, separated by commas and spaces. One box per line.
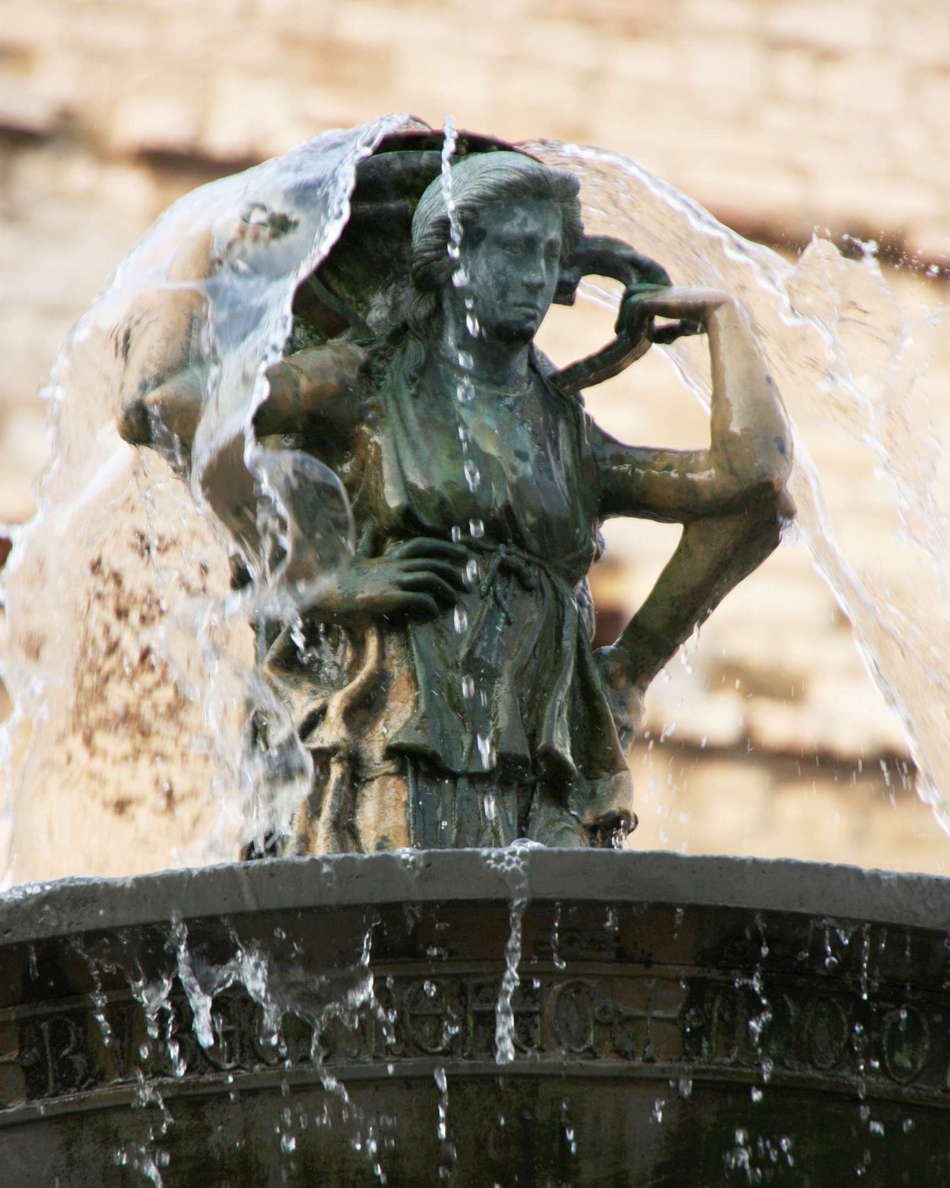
116, 228, 214, 451
116, 214, 367, 454
119, 330, 367, 454
592, 289, 794, 734
253, 340, 367, 440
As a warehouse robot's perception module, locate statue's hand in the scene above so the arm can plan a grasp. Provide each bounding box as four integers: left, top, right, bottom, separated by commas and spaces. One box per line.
618, 285, 731, 343
613, 282, 665, 346
316, 537, 469, 622
616, 284, 732, 349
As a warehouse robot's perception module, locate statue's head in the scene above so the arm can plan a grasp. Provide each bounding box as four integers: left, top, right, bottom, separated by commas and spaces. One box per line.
410, 152, 582, 344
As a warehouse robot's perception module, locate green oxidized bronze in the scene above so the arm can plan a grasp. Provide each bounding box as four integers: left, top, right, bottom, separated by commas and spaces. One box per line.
118, 131, 793, 856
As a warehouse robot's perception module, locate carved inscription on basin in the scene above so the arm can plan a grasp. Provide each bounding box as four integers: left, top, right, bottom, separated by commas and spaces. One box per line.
1, 914, 947, 1114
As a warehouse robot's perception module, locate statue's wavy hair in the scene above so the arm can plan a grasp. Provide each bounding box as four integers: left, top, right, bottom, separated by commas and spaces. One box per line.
410, 150, 582, 305
365, 152, 583, 396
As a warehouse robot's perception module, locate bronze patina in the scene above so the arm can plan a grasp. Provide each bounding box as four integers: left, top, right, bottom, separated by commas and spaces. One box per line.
118, 131, 793, 856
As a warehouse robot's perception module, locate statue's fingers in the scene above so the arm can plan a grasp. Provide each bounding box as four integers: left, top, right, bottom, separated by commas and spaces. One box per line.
390, 537, 469, 562
398, 572, 460, 603
650, 318, 705, 344
400, 559, 468, 588
630, 286, 730, 320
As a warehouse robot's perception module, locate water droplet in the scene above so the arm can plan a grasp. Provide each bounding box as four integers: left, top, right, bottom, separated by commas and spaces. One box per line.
477, 732, 494, 767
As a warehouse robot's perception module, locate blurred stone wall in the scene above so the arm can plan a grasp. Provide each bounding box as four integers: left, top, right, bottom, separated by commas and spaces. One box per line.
0, 0, 948, 875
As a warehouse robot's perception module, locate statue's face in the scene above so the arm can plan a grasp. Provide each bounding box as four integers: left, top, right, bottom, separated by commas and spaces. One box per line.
459, 196, 563, 345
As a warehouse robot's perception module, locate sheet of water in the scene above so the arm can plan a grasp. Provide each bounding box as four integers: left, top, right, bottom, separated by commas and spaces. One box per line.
530, 139, 949, 835
0, 115, 947, 885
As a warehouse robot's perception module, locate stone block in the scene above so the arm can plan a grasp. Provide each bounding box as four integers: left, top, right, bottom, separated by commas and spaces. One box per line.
545, 0, 677, 39
0, 2, 63, 54
108, 91, 205, 157
0, 73, 63, 137
685, 147, 804, 223
807, 165, 937, 229
766, 0, 883, 54
884, 7, 950, 67
816, 53, 906, 118
200, 73, 296, 163
767, 44, 825, 105
676, 35, 767, 104
917, 68, 950, 132
594, 38, 683, 90
905, 220, 950, 266
679, 0, 760, 35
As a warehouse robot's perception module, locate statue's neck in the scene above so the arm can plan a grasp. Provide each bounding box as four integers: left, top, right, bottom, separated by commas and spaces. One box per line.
434, 310, 532, 391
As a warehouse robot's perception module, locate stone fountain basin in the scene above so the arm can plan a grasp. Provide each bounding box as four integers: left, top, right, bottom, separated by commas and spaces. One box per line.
0, 850, 947, 1185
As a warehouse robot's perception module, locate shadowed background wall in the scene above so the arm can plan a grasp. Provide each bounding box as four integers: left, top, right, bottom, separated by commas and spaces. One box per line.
0, 0, 947, 875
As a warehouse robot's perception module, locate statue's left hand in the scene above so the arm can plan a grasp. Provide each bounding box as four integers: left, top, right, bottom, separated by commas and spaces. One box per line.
612, 282, 665, 347
549, 255, 706, 395
615, 284, 715, 347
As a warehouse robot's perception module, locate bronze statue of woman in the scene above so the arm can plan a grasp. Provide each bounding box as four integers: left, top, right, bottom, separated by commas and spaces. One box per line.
119, 143, 793, 856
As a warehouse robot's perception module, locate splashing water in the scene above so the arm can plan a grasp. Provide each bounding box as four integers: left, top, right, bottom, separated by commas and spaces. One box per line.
1, 115, 948, 883
529, 139, 950, 836
0, 114, 417, 882
484, 843, 533, 1063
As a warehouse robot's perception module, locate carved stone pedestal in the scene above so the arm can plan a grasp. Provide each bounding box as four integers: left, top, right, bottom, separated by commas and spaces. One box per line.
0, 851, 947, 1184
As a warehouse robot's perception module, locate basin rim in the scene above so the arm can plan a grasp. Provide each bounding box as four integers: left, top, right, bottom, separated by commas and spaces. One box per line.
1, 849, 948, 946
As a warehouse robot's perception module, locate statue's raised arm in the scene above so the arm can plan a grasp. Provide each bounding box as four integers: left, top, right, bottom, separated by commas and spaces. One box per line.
593, 286, 792, 520
585, 286, 794, 734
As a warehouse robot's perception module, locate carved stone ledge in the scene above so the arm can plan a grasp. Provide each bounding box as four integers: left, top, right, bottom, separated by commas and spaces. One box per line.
0, 851, 947, 1184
